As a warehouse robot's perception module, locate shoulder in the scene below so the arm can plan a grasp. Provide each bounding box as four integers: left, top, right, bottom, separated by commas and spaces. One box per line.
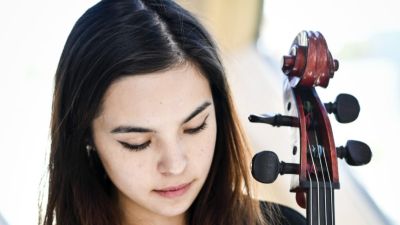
259, 201, 306, 225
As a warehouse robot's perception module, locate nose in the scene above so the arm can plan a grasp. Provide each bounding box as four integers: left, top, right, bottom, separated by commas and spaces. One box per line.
157, 141, 188, 176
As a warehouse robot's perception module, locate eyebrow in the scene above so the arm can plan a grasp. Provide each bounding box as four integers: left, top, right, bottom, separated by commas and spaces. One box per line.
110, 101, 212, 134
182, 101, 211, 123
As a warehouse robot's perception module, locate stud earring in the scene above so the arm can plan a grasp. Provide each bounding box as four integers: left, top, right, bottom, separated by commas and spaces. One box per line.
86, 144, 95, 156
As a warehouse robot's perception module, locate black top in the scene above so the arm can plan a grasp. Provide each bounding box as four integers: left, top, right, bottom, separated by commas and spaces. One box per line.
260, 201, 307, 225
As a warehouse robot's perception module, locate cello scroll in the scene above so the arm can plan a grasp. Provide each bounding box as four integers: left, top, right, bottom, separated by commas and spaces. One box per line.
249, 31, 372, 225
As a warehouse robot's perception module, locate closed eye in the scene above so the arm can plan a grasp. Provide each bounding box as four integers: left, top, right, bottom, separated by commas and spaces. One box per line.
118, 140, 151, 151
184, 115, 209, 134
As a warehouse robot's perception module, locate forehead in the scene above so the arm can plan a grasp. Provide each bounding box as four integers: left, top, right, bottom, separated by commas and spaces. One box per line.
99, 63, 213, 125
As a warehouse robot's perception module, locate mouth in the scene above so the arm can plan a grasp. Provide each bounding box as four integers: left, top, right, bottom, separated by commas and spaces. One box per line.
153, 181, 192, 198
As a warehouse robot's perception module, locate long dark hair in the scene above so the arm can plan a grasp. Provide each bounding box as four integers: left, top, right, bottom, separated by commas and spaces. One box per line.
41, 0, 272, 224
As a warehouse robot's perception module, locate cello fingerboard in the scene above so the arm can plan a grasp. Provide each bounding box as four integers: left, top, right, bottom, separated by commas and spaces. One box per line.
307, 185, 335, 225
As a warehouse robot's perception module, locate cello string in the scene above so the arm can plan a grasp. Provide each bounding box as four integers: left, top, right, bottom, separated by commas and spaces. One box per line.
321, 142, 334, 225
307, 170, 313, 225
308, 142, 321, 225
314, 133, 328, 225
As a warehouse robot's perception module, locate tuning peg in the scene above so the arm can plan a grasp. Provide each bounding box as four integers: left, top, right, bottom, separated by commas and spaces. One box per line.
324, 93, 360, 123
251, 151, 299, 184
248, 114, 299, 127
337, 140, 372, 166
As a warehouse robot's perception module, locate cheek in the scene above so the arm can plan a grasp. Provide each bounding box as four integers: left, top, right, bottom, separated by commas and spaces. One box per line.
95, 141, 154, 191
188, 118, 217, 171
93, 129, 148, 178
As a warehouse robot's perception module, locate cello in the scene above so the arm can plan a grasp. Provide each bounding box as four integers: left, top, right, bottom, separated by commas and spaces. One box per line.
249, 31, 372, 225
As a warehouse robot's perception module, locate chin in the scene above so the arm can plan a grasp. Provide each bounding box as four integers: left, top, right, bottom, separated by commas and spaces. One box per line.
153, 200, 192, 217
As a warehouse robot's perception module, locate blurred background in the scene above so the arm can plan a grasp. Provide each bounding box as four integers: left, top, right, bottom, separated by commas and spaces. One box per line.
0, 0, 398, 224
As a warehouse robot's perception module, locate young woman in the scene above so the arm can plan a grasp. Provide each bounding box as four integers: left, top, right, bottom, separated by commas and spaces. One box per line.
41, 0, 305, 224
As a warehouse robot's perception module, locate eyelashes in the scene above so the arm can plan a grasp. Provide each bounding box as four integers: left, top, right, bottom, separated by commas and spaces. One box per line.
119, 115, 209, 152
119, 140, 151, 151
184, 115, 209, 134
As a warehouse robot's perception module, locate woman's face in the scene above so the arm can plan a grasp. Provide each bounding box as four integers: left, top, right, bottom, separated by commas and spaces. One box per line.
92, 63, 217, 223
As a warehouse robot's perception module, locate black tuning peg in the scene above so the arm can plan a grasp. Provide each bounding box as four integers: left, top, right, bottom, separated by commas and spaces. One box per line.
337, 140, 372, 166
324, 93, 360, 123
251, 151, 299, 184
248, 114, 299, 127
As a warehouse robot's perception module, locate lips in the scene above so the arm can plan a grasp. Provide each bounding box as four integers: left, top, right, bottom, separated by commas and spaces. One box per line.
154, 182, 192, 198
